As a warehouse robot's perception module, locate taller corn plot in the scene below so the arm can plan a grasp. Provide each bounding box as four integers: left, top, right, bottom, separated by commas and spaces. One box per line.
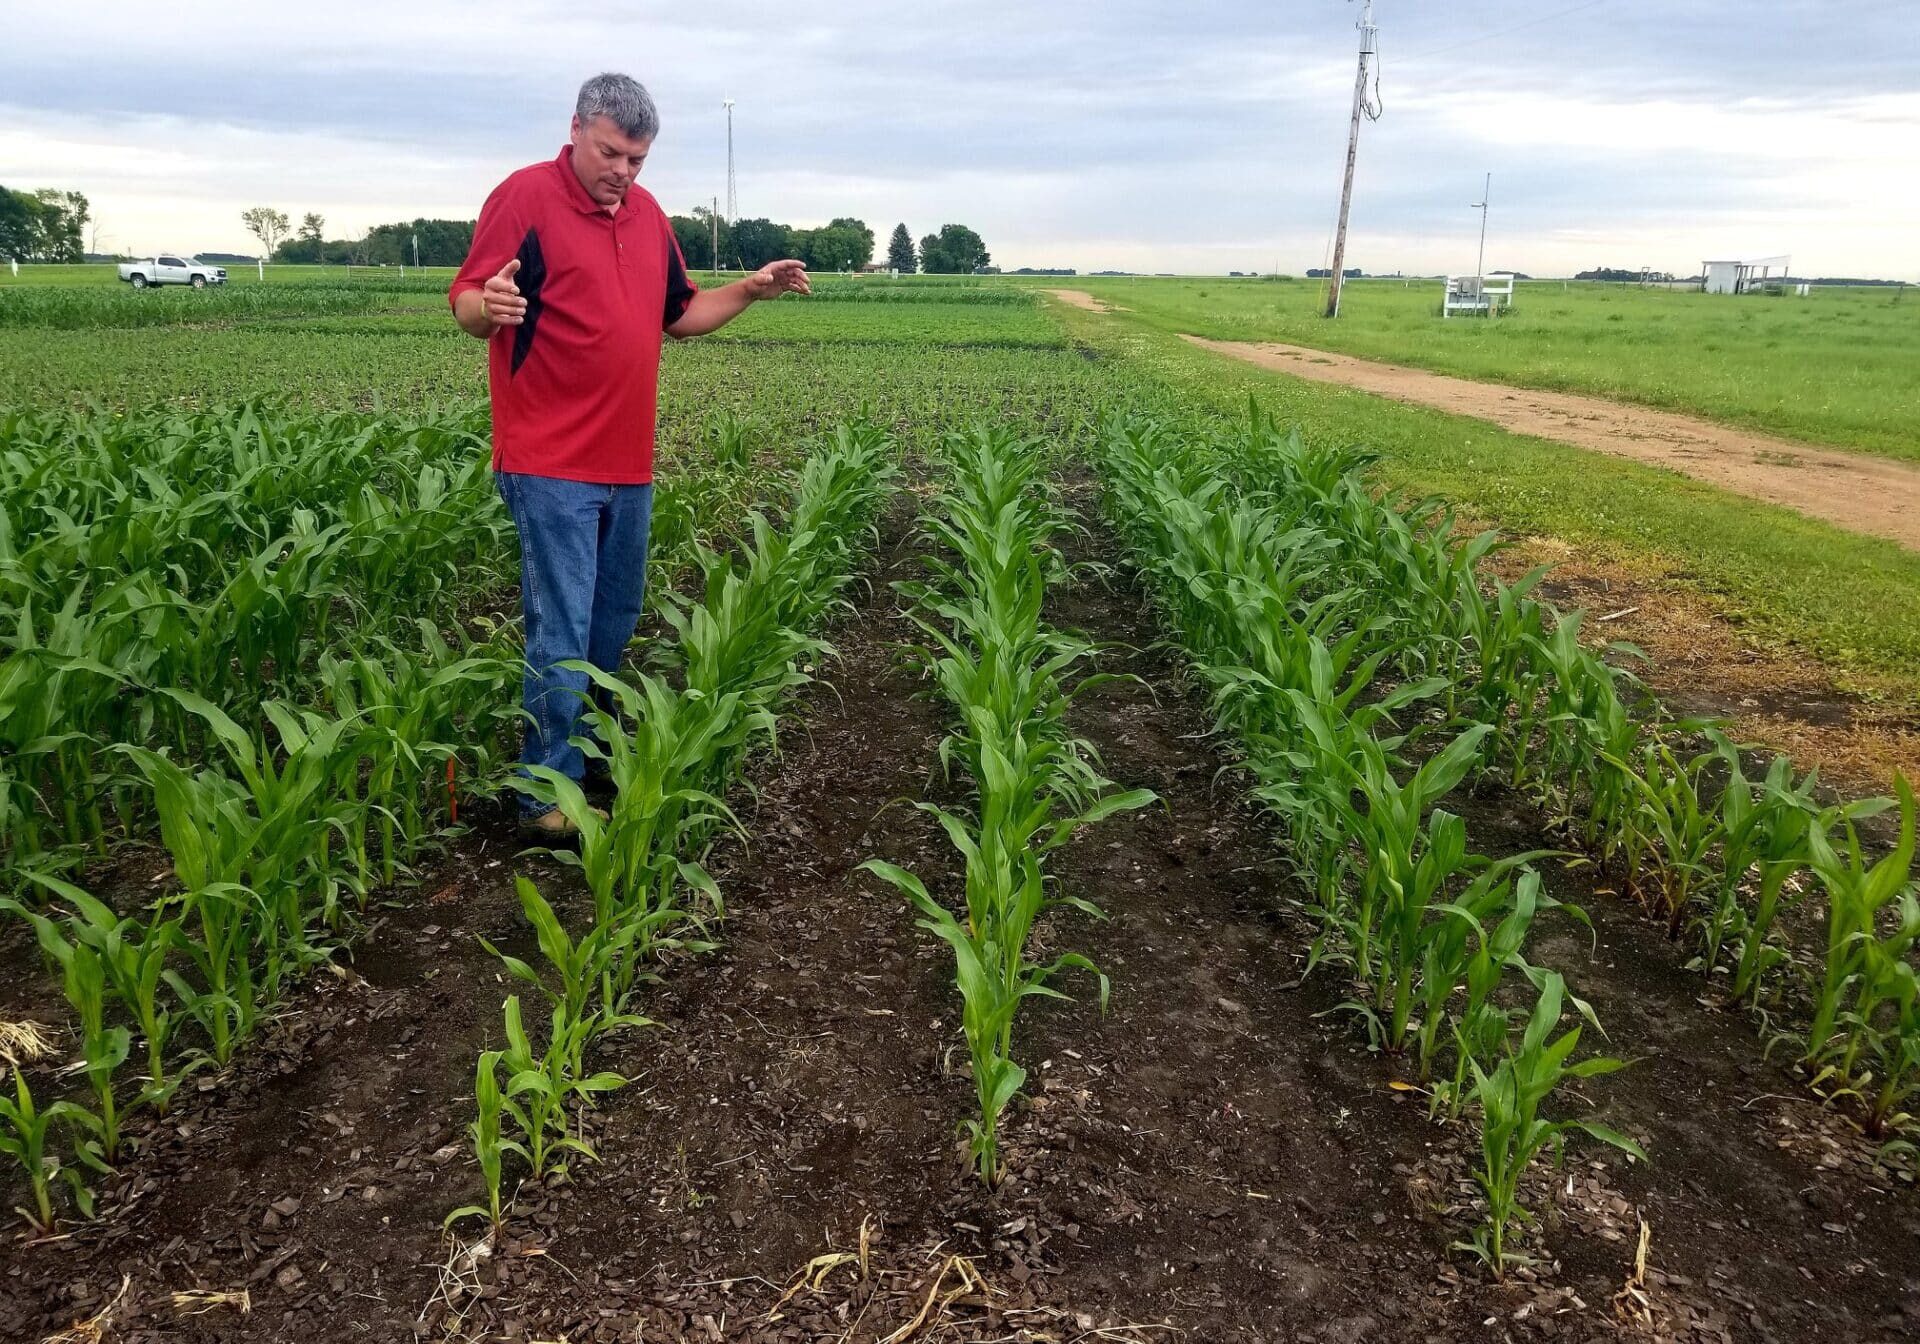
1093, 409, 1641, 1275
864, 426, 1152, 1187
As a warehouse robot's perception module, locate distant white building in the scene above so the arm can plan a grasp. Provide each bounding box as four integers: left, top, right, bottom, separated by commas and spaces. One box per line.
1702, 255, 1790, 294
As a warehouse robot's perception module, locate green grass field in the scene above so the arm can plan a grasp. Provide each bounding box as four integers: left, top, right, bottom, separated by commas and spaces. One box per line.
1042, 276, 1920, 460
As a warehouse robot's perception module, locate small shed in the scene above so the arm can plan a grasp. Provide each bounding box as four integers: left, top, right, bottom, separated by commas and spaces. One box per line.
1702, 255, 1790, 294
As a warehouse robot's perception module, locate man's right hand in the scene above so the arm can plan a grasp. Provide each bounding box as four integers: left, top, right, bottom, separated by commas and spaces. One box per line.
482, 258, 526, 327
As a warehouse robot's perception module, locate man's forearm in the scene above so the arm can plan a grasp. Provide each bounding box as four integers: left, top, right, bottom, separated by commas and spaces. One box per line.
666, 280, 759, 339
453, 289, 497, 339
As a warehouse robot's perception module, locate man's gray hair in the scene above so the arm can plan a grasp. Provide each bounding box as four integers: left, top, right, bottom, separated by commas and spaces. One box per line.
576, 73, 659, 141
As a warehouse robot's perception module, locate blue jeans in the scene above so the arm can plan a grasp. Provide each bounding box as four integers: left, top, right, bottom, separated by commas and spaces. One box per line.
495, 472, 653, 817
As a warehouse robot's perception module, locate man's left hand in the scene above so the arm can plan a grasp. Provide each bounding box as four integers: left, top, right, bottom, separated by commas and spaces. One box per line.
744, 259, 811, 300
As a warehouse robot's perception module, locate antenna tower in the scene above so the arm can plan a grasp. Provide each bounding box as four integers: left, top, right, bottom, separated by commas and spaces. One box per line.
723, 99, 738, 223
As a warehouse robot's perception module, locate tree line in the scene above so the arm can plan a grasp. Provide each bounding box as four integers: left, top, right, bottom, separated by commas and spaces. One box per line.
238, 208, 476, 266
15, 195, 992, 275
671, 214, 990, 275
245, 206, 989, 276
1, 186, 90, 263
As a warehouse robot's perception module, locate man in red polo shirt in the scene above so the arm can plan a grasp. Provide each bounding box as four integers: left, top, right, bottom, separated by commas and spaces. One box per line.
451, 72, 808, 836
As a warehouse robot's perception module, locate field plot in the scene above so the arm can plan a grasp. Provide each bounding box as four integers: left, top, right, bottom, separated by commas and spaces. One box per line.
1, 273, 1917, 1344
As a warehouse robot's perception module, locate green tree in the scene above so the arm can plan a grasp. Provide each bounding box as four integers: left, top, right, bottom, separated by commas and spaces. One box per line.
242, 207, 290, 258
0, 186, 41, 261
827, 217, 874, 268
288, 212, 325, 263
671, 208, 732, 271
729, 217, 795, 271
886, 222, 916, 274
32, 190, 87, 263
917, 223, 989, 275
794, 217, 873, 273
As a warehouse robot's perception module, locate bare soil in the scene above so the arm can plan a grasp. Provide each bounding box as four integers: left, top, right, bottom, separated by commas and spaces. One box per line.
1176, 334, 1920, 552
4, 505, 1919, 1343
1043, 289, 1129, 315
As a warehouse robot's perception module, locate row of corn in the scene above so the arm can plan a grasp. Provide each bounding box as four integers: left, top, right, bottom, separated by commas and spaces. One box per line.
1096, 402, 1917, 1267
449, 421, 898, 1231
864, 426, 1152, 1187
1095, 407, 1641, 1275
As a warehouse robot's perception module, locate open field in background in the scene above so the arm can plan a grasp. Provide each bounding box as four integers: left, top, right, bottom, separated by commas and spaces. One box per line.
3, 267, 1918, 1343
1039, 275, 1920, 460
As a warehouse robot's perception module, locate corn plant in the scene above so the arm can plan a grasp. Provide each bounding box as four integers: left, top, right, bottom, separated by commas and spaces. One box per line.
1802, 778, 1917, 1133
703, 407, 763, 471
1414, 870, 1545, 1089
1694, 745, 1824, 998
869, 423, 1150, 1185
519, 676, 746, 970
1, 1044, 105, 1234
445, 1050, 522, 1232
323, 626, 516, 888
481, 877, 655, 1065
495, 995, 626, 1182
1459, 971, 1644, 1277
16, 877, 187, 1112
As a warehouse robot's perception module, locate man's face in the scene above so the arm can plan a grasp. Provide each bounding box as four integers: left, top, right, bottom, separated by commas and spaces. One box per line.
568, 115, 652, 210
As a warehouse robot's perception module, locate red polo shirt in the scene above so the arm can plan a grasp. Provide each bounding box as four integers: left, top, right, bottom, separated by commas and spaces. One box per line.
450, 147, 697, 484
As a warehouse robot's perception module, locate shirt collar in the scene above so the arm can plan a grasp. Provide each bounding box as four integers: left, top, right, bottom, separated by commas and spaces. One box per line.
553, 145, 619, 216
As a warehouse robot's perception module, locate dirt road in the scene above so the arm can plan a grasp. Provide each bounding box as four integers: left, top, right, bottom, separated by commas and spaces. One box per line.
1041, 291, 1920, 550
1187, 334, 1920, 551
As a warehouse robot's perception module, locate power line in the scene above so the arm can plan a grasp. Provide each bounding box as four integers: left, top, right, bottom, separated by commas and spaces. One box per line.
1398, 0, 1614, 63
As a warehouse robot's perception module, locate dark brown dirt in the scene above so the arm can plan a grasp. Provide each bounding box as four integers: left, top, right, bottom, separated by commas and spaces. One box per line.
5, 503, 1920, 1344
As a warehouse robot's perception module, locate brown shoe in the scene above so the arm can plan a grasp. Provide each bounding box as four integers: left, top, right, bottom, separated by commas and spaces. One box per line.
518, 805, 608, 840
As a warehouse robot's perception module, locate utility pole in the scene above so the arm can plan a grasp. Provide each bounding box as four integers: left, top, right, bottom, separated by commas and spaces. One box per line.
1324, 0, 1380, 319
723, 99, 737, 224
711, 195, 720, 277
1471, 172, 1490, 287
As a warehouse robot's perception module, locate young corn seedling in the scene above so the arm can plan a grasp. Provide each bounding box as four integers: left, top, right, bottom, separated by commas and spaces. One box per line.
1, 1037, 107, 1234
1459, 971, 1644, 1278
1802, 778, 1916, 1092
519, 666, 747, 963
495, 994, 626, 1182
1611, 737, 1725, 938
1798, 779, 1918, 1132
58, 943, 132, 1162
9, 878, 186, 1115
1415, 869, 1545, 1087
481, 876, 654, 1066
702, 407, 763, 471
1697, 743, 1826, 994
445, 1049, 523, 1233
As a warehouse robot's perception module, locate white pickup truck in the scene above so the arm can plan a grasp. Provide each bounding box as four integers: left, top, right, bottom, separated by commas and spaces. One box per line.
118, 255, 229, 289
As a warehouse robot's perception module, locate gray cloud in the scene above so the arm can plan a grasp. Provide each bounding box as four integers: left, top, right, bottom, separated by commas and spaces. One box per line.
4, 0, 1915, 275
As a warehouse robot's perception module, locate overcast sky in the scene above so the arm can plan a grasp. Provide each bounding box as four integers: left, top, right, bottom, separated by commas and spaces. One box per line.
4, 1, 1916, 277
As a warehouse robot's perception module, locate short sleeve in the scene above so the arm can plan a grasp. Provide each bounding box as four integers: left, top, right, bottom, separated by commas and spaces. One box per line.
450, 182, 523, 310
664, 228, 698, 329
